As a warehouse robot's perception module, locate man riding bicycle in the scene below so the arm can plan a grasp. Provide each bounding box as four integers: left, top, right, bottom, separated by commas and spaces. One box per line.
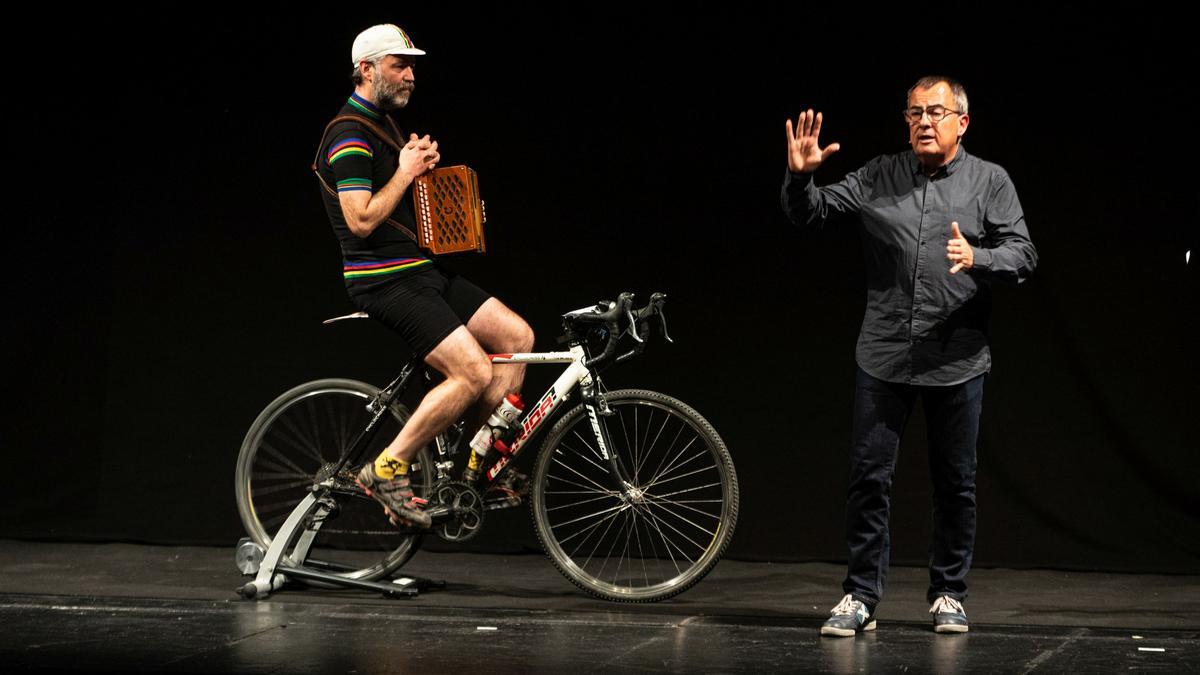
314, 23, 534, 527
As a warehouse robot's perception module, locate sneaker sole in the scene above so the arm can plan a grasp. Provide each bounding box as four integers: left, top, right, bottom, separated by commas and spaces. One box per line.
821, 619, 876, 637
934, 623, 969, 633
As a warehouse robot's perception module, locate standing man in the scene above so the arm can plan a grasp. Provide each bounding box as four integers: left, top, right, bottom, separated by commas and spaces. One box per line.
781, 76, 1037, 635
315, 24, 535, 528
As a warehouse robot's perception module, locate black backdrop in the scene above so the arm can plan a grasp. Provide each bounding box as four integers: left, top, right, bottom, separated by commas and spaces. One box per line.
5, 8, 1196, 574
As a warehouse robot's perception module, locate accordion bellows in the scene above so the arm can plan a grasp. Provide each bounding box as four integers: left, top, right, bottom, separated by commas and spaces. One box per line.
413, 166, 486, 255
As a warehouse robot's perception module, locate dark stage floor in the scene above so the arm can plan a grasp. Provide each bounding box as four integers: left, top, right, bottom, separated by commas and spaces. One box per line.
2, 540, 1197, 673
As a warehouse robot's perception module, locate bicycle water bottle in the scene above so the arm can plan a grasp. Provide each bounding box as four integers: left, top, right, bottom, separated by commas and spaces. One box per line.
463, 393, 525, 481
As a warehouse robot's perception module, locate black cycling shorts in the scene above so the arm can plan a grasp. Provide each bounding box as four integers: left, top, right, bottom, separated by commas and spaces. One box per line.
349, 265, 491, 359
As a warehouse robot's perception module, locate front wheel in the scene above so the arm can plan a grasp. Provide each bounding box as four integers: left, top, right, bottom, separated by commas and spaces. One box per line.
531, 389, 739, 602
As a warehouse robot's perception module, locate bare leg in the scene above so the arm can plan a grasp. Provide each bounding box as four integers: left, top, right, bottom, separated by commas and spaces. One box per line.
378, 326, 492, 463
463, 297, 536, 428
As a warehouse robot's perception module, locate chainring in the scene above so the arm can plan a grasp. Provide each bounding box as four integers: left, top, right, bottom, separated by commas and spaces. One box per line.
431, 480, 485, 542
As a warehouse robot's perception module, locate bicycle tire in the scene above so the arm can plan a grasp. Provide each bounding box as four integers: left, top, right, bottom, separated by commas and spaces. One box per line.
531, 389, 739, 602
235, 378, 432, 581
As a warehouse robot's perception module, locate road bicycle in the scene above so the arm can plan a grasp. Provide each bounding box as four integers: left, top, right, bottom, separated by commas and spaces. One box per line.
234, 292, 738, 602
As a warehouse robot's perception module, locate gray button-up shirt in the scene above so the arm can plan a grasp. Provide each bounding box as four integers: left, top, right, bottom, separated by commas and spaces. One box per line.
781, 147, 1038, 386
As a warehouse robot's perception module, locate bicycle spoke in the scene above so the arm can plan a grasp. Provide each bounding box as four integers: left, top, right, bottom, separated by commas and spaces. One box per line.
643, 446, 708, 490
643, 436, 700, 490
610, 507, 638, 585
643, 422, 689, 490
645, 482, 723, 501
638, 408, 655, 472
568, 428, 605, 464
641, 498, 718, 538
546, 493, 618, 512
637, 504, 685, 576
546, 474, 619, 497
252, 461, 311, 481
250, 477, 314, 497
252, 498, 304, 518
558, 439, 612, 475
581, 502, 625, 573
304, 397, 328, 461
612, 508, 635, 587
642, 495, 724, 520
644, 463, 719, 492
618, 408, 635, 478
551, 455, 617, 494
273, 415, 327, 465
639, 506, 669, 582
634, 415, 683, 487
593, 507, 628, 583
625, 408, 643, 485
563, 502, 628, 560
551, 502, 629, 533
544, 489, 612, 495
639, 504, 708, 558
630, 508, 651, 587
632, 407, 638, 466
260, 441, 316, 478
638, 408, 672, 477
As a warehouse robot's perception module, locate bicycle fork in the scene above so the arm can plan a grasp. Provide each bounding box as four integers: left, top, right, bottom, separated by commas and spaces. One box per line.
581, 378, 641, 500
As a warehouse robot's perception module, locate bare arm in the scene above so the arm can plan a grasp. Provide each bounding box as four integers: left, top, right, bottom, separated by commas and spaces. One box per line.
339, 134, 441, 237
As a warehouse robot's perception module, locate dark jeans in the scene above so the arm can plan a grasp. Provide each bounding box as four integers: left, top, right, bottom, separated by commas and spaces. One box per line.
842, 367, 985, 607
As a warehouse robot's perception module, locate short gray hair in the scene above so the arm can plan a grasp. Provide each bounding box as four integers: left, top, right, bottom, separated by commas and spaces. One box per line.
350, 58, 382, 85
907, 76, 969, 115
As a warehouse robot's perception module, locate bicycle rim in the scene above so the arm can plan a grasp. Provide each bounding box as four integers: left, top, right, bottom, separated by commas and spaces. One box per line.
532, 389, 739, 602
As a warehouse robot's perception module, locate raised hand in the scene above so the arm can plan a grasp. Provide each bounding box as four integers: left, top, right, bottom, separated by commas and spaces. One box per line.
947, 221, 974, 274
786, 109, 841, 174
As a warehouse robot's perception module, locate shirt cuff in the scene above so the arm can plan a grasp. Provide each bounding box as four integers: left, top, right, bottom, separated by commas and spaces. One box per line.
972, 246, 993, 272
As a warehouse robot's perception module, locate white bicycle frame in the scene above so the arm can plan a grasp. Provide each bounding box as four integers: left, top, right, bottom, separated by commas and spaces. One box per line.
483, 342, 614, 482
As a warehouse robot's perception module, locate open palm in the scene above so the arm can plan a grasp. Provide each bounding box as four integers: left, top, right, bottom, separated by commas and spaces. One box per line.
786, 109, 841, 174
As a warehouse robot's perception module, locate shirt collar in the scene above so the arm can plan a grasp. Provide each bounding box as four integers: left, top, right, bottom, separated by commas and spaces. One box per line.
347, 92, 384, 121
909, 145, 969, 178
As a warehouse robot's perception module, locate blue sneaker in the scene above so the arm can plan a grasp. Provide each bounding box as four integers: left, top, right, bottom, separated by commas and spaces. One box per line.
821, 594, 876, 637
930, 595, 969, 633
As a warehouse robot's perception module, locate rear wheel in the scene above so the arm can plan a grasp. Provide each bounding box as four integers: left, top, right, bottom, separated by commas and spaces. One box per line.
235, 378, 433, 581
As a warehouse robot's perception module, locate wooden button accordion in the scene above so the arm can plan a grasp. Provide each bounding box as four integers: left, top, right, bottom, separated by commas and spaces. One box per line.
412, 165, 486, 256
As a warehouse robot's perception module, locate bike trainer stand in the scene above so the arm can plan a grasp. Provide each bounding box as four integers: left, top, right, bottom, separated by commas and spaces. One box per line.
235, 489, 444, 600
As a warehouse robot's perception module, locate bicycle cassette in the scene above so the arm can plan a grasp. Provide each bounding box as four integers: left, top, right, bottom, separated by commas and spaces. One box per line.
429, 480, 485, 542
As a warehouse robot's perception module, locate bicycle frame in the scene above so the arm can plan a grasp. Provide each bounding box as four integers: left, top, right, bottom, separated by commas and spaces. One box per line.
326, 343, 628, 502
483, 345, 619, 484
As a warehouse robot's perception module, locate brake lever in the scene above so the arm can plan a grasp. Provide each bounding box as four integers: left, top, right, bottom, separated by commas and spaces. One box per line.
643, 293, 673, 344
623, 296, 643, 343
656, 305, 674, 344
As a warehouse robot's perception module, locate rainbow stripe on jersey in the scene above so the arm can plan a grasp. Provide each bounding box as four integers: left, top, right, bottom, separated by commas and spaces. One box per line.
343, 257, 431, 280
328, 138, 373, 165
347, 92, 383, 120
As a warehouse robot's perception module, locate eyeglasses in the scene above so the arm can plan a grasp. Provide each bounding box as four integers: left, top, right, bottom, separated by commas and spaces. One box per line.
903, 105, 962, 124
